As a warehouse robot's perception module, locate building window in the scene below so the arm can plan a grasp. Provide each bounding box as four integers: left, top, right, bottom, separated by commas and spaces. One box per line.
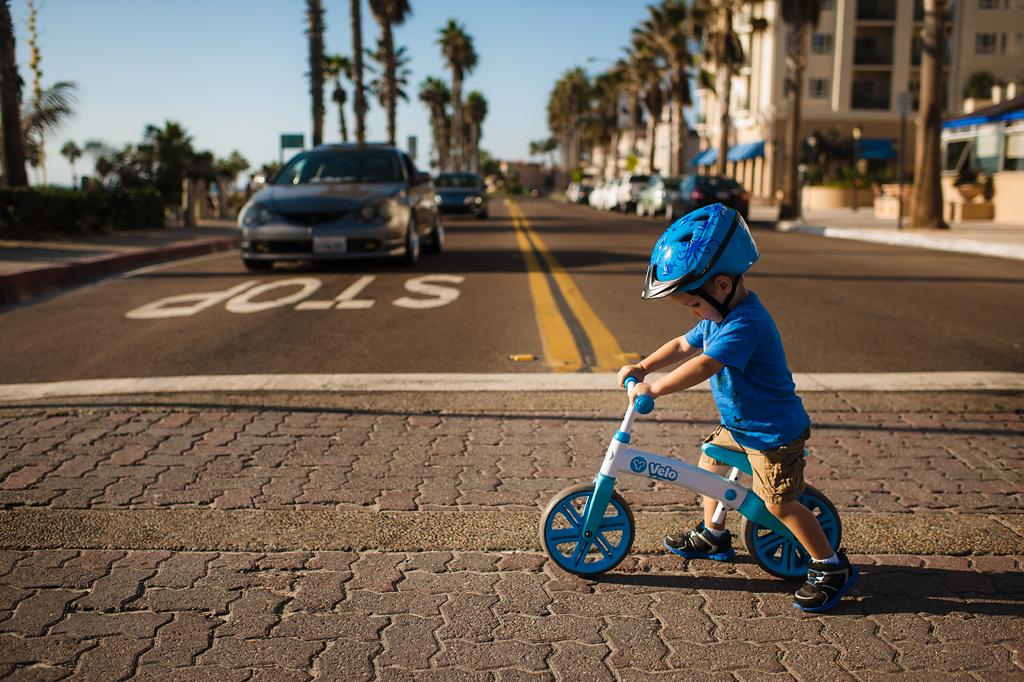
1003, 32, 1024, 54
812, 33, 834, 53
979, 0, 999, 7
809, 78, 831, 99
975, 32, 999, 53
1005, 133, 1024, 171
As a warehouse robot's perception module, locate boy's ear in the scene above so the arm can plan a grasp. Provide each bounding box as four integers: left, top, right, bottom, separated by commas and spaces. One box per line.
712, 274, 733, 293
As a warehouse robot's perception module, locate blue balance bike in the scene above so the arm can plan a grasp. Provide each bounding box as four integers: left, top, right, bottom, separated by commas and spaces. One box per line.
539, 378, 842, 578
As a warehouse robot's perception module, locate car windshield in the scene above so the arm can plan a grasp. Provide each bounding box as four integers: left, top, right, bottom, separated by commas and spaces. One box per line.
435, 174, 482, 189
274, 150, 404, 185
663, 176, 684, 187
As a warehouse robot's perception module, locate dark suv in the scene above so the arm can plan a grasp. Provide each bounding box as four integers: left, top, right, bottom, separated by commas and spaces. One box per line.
434, 173, 488, 219
237, 144, 443, 269
668, 175, 750, 222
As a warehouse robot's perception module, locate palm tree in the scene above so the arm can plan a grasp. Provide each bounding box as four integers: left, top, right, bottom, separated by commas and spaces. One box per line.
368, 0, 411, 147
367, 43, 411, 113
214, 151, 249, 218
911, 0, 950, 228
142, 121, 196, 207
419, 76, 450, 172
693, 0, 750, 177
325, 54, 352, 142
587, 68, 626, 180
634, 0, 695, 175
0, 0, 27, 187
778, 0, 822, 220
631, 36, 666, 174
437, 19, 478, 172
464, 91, 487, 174
22, 81, 79, 182
60, 140, 82, 187
547, 68, 591, 188
351, 0, 367, 143
306, 0, 326, 147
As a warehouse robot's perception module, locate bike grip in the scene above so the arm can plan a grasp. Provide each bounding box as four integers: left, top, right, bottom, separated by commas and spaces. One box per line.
623, 377, 655, 414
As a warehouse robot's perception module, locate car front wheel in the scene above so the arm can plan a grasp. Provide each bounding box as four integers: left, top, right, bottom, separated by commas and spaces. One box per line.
425, 212, 444, 254
400, 219, 420, 266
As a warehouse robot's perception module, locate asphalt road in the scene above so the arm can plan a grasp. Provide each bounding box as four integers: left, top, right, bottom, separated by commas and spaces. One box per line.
1, 197, 1022, 384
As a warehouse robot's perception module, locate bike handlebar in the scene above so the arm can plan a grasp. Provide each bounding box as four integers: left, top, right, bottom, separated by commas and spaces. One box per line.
624, 377, 655, 414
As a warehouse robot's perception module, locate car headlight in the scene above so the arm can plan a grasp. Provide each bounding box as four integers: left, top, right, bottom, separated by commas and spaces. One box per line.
357, 198, 397, 224
241, 204, 273, 227
474, 196, 483, 204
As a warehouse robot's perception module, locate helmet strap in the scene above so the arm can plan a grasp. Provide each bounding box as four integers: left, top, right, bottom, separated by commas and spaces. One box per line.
689, 275, 740, 320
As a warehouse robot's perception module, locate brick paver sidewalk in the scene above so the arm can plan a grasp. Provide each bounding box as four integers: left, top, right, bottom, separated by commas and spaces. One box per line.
1, 406, 1022, 680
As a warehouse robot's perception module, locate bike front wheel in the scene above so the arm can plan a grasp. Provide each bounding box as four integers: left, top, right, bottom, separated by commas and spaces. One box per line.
740, 485, 842, 579
539, 483, 635, 577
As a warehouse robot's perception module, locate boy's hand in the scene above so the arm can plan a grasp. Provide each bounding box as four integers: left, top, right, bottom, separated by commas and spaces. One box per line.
627, 381, 654, 404
617, 364, 646, 388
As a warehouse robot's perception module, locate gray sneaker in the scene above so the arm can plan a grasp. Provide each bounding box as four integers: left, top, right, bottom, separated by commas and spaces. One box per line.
794, 550, 858, 612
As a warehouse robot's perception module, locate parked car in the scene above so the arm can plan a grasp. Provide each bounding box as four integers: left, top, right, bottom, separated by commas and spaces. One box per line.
565, 182, 594, 205
667, 175, 750, 222
434, 172, 488, 219
615, 173, 652, 213
636, 175, 684, 217
237, 143, 443, 270
598, 178, 622, 210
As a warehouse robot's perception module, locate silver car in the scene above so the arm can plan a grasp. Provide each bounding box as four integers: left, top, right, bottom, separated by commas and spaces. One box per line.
237, 144, 443, 270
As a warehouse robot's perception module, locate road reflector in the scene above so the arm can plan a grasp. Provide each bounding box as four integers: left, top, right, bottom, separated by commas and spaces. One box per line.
509, 354, 536, 362
622, 353, 642, 361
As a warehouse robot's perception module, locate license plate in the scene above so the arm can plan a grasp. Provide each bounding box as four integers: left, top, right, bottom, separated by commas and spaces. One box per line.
313, 236, 347, 254
717, 191, 731, 199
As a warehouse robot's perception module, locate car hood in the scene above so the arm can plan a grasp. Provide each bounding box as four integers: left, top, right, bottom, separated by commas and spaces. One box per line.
436, 187, 483, 196
258, 183, 403, 213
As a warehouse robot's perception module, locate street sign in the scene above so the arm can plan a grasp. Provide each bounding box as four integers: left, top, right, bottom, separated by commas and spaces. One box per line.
897, 91, 914, 117
280, 134, 305, 164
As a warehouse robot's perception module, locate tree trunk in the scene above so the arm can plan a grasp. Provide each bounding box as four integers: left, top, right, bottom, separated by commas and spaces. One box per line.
779, 22, 811, 220
672, 100, 687, 176
451, 74, 463, 171
714, 63, 733, 178
307, 0, 325, 148
382, 25, 397, 146
0, 0, 28, 187
351, 0, 366, 143
911, 0, 949, 229
647, 111, 657, 174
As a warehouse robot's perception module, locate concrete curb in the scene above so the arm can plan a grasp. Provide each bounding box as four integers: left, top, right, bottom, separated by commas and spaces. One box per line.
775, 221, 1024, 261
0, 236, 239, 306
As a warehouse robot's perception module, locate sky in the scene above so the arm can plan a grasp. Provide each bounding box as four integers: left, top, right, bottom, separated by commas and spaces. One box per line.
12, 0, 656, 188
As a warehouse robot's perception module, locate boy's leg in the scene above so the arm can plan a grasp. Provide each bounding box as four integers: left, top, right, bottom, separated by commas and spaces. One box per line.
664, 428, 736, 561
752, 431, 858, 612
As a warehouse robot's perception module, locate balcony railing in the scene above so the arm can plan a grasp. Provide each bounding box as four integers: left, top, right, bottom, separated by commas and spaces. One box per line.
852, 93, 892, 109
857, 0, 896, 20
855, 48, 894, 65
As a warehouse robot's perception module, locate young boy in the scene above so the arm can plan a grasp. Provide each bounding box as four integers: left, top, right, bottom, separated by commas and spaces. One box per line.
617, 203, 857, 612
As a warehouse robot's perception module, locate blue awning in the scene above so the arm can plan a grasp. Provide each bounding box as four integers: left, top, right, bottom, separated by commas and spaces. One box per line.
942, 95, 1024, 129
690, 148, 718, 166
857, 138, 896, 160
727, 140, 765, 161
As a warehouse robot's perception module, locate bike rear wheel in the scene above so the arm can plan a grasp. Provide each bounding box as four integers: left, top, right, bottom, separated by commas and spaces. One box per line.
740, 485, 842, 579
540, 483, 635, 577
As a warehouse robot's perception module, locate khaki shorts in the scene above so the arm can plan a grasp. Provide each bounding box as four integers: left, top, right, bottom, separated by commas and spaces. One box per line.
698, 425, 811, 505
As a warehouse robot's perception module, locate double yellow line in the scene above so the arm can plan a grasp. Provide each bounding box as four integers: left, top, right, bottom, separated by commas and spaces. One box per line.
508, 201, 626, 373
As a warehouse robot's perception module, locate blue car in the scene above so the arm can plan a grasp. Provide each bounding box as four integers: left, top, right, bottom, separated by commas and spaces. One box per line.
434, 173, 488, 219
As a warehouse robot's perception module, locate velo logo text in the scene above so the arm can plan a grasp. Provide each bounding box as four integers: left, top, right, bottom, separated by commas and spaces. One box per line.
629, 456, 679, 481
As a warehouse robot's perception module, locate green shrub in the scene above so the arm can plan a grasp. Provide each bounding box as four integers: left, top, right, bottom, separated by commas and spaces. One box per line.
0, 187, 165, 239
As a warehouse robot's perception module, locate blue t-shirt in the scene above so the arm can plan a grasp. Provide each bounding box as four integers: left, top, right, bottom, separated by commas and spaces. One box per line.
684, 292, 810, 450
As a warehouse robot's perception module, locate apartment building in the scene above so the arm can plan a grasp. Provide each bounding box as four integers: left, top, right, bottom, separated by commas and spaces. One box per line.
692, 0, 1024, 202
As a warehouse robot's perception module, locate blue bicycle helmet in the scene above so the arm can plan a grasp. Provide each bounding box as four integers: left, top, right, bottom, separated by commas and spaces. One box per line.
641, 204, 759, 313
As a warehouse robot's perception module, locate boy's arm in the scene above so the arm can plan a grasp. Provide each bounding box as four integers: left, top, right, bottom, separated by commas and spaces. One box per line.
617, 335, 699, 387
643, 353, 724, 399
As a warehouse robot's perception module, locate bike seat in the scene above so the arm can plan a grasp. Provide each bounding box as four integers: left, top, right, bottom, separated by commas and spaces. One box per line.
701, 443, 754, 476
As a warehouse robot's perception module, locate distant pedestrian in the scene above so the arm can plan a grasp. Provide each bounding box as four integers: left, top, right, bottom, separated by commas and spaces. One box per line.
617, 203, 858, 612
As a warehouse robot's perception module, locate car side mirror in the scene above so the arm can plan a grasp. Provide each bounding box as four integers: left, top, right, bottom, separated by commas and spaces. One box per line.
415, 171, 431, 185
